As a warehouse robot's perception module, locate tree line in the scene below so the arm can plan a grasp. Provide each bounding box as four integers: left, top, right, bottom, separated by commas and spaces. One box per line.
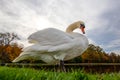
0, 32, 120, 63
66, 44, 120, 63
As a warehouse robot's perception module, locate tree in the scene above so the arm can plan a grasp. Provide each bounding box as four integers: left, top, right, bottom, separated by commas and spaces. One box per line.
109, 52, 117, 63
0, 32, 20, 45
0, 32, 21, 63
72, 44, 109, 63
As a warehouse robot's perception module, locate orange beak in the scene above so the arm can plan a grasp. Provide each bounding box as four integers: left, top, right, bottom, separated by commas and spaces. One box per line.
80, 26, 85, 34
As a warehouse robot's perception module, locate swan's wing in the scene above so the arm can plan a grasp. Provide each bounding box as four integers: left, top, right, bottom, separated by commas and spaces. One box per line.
28, 28, 72, 46
22, 44, 51, 52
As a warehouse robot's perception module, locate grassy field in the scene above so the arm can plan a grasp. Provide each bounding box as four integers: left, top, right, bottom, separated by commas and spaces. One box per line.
0, 66, 120, 80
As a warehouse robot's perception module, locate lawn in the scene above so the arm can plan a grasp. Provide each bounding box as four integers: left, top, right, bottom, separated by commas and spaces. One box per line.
0, 66, 120, 80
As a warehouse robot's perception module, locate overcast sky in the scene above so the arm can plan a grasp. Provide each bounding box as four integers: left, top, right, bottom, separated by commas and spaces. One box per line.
0, 0, 120, 54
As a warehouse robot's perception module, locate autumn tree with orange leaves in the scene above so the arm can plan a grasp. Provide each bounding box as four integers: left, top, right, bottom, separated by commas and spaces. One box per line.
81, 44, 109, 63
0, 33, 22, 63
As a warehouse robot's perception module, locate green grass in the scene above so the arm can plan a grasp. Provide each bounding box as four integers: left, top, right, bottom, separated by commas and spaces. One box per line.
0, 66, 120, 80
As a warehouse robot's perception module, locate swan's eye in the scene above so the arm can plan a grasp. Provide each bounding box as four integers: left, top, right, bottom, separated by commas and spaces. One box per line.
80, 24, 85, 28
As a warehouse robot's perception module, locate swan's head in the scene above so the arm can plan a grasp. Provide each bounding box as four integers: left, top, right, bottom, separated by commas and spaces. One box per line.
66, 21, 86, 34
79, 21, 85, 34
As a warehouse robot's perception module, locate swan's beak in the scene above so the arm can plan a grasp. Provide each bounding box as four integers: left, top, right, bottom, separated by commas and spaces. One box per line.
80, 26, 85, 34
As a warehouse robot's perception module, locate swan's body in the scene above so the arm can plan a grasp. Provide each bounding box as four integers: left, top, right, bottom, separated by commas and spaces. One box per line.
13, 21, 89, 65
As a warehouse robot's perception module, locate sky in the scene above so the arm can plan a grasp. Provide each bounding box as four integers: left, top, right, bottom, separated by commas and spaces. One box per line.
0, 0, 120, 54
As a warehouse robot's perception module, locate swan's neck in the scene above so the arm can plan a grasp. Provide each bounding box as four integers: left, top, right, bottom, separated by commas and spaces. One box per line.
66, 23, 78, 33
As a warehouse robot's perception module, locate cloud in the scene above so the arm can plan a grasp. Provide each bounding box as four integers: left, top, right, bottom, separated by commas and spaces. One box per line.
87, 1, 120, 53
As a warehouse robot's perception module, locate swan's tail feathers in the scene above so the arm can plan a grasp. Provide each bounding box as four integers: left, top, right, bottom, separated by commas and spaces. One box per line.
12, 52, 37, 63
12, 52, 59, 64
12, 54, 30, 62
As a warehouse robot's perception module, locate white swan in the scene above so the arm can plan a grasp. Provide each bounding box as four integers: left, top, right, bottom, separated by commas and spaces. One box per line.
13, 21, 89, 71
